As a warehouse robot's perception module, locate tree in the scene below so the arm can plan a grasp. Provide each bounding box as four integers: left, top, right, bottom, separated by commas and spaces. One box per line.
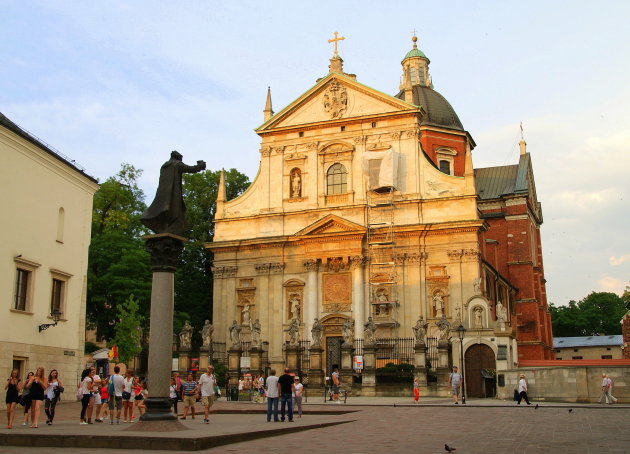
111, 294, 144, 365
550, 291, 627, 337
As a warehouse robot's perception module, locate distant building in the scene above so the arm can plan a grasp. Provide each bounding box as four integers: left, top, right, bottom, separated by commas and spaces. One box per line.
0, 112, 98, 408
553, 336, 623, 360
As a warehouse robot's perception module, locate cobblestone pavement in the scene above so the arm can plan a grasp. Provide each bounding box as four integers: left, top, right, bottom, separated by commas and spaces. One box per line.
1, 400, 629, 453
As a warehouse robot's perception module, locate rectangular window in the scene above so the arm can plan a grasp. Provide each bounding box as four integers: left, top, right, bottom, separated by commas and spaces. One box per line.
601, 355, 613, 359
606, 347, 611, 351
497, 345, 507, 360
572, 356, 583, 360
573, 349, 578, 352
14, 269, 30, 311
51, 278, 64, 315
556, 358, 562, 360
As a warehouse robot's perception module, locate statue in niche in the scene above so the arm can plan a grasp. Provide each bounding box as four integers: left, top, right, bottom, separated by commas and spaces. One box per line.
473, 277, 482, 294
433, 293, 445, 318
496, 301, 507, 331
473, 306, 484, 328
453, 307, 462, 324
286, 318, 299, 346
311, 318, 323, 347
179, 320, 193, 349
289, 294, 301, 321
436, 315, 451, 341
200, 320, 214, 347
251, 319, 262, 347
364, 317, 377, 345
412, 315, 428, 345
141, 151, 206, 235
229, 320, 241, 348
342, 319, 354, 346
241, 304, 252, 328
291, 170, 302, 198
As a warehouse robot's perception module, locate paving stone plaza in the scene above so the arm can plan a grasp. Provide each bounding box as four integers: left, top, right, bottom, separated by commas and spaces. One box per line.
1, 397, 628, 453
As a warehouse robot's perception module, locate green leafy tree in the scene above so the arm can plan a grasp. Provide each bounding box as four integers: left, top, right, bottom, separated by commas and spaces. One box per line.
550, 291, 627, 337
111, 294, 144, 365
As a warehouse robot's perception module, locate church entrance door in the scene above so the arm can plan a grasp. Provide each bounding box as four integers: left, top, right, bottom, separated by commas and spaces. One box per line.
464, 344, 496, 398
326, 336, 343, 379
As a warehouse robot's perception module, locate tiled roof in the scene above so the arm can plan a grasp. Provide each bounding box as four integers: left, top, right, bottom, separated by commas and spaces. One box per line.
394, 86, 463, 131
474, 153, 531, 200
553, 335, 623, 348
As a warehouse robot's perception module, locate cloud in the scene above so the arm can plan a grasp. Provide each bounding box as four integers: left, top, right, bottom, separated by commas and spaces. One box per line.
610, 255, 630, 266
597, 276, 629, 295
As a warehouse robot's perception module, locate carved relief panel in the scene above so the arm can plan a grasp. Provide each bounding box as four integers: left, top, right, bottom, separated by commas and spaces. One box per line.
322, 273, 352, 313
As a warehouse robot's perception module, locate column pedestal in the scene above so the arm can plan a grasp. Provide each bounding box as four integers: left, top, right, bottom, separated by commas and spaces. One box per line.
199, 346, 209, 370
413, 343, 428, 387
285, 345, 302, 373
362, 345, 377, 394
140, 233, 185, 422
178, 350, 191, 372
308, 347, 324, 388
436, 340, 451, 391
249, 347, 264, 377
227, 347, 242, 387
341, 344, 354, 387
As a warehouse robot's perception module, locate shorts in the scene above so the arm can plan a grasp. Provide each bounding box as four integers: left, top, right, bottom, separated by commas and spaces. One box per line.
183, 395, 196, 407
108, 396, 123, 410
452, 386, 460, 396
201, 395, 214, 407
101, 398, 109, 404
332, 385, 340, 394
93, 393, 102, 405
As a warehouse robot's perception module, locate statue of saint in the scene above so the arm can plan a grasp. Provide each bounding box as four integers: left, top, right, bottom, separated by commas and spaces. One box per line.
474, 306, 484, 328
436, 315, 451, 341
179, 320, 193, 349
200, 320, 214, 347
286, 318, 299, 346
364, 317, 377, 345
141, 151, 206, 235
412, 315, 428, 344
291, 171, 301, 198
251, 319, 262, 347
229, 320, 241, 348
241, 304, 252, 327
311, 318, 323, 347
342, 319, 354, 345
473, 277, 482, 294
433, 293, 445, 318
289, 294, 301, 321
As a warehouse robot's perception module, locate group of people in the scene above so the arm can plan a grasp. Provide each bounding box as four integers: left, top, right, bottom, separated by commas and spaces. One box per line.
264, 368, 304, 422
4, 367, 63, 429
78, 366, 147, 425
170, 365, 219, 423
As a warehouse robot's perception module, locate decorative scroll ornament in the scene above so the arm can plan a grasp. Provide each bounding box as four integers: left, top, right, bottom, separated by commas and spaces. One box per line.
322, 81, 348, 119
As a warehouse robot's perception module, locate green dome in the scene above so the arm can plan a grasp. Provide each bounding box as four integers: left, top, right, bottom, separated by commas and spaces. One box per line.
404, 48, 427, 59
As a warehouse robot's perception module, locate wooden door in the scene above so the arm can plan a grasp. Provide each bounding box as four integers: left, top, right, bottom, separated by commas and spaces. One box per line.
464, 344, 496, 398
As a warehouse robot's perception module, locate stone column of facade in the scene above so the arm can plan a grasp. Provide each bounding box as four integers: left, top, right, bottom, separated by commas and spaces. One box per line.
435, 340, 451, 394
227, 347, 242, 387
304, 260, 319, 342
340, 343, 355, 388
351, 256, 365, 339
413, 342, 428, 387
178, 349, 191, 373
141, 233, 185, 422
362, 345, 377, 395
249, 347, 264, 378
285, 345, 302, 373
199, 345, 209, 370
308, 346, 325, 388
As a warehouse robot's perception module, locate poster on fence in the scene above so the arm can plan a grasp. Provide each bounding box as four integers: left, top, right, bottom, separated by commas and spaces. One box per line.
353, 355, 363, 370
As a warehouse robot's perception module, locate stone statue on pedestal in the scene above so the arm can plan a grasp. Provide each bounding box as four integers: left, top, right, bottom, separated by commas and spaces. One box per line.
473, 306, 484, 328
496, 301, 507, 331
412, 315, 428, 345
229, 320, 241, 348
179, 320, 193, 349
311, 318, 323, 347
200, 320, 214, 347
289, 294, 301, 321
436, 315, 451, 341
251, 319, 262, 347
342, 319, 354, 346
364, 316, 377, 345
433, 293, 445, 318
241, 304, 252, 328
286, 318, 299, 346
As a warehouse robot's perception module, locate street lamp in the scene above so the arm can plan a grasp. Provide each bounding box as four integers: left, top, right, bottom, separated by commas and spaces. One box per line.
39, 308, 62, 332
456, 324, 466, 404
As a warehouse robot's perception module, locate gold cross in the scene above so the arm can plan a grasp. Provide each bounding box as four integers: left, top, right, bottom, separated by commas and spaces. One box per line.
328, 31, 345, 57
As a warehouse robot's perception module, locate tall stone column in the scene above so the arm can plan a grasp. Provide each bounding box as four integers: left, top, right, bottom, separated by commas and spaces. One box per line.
351, 256, 365, 339
304, 260, 319, 341
227, 346, 242, 387
141, 233, 185, 421
413, 342, 428, 387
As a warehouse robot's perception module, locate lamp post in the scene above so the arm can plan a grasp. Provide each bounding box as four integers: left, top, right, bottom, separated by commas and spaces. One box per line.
456, 324, 466, 404
39, 308, 61, 332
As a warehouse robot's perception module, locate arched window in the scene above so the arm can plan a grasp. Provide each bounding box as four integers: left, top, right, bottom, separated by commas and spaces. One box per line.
439, 160, 451, 175
56, 207, 65, 243
326, 163, 347, 195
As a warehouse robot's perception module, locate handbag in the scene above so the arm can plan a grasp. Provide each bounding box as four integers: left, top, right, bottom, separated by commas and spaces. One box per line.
76, 386, 84, 401
513, 389, 519, 401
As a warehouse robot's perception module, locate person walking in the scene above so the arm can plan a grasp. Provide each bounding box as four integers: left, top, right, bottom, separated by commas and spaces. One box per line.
292, 376, 303, 418
413, 377, 420, 404
448, 366, 462, 404
5, 369, 22, 429
99, 377, 109, 421
122, 369, 135, 423
79, 367, 94, 424
599, 374, 618, 404
44, 369, 62, 425
198, 365, 217, 424
278, 368, 294, 422
26, 367, 47, 428
265, 369, 280, 422
169, 378, 179, 416
180, 373, 198, 420
331, 366, 341, 403
108, 366, 124, 424
20, 371, 34, 426
516, 373, 531, 405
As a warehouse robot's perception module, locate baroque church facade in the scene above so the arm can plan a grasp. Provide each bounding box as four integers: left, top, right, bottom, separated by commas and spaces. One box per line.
207, 36, 553, 394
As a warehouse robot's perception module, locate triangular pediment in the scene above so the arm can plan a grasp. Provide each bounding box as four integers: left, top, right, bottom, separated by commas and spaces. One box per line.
293, 214, 365, 237
257, 73, 417, 132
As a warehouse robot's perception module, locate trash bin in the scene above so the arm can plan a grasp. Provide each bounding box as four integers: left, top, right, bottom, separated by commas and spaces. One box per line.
230, 386, 238, 402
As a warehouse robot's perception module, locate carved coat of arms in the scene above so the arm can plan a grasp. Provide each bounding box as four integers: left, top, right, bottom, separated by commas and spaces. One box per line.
322, 81, 348, 119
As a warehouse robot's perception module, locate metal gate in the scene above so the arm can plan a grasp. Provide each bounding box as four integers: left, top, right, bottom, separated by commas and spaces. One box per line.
326, 336, 342, 377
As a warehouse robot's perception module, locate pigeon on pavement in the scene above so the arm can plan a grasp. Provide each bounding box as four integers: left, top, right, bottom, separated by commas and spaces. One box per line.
445, 444, 457, 452
568, 409, 573, 413
535, 404, 539, 409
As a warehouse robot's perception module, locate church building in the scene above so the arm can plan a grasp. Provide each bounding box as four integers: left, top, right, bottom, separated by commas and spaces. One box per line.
207, 35, 553, 395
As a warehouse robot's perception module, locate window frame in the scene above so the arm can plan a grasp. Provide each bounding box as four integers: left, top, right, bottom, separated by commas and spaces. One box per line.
436, 147, 457, 176
49, 268, 73, 320
12, 256, 40, 314
326, 163, 348, 195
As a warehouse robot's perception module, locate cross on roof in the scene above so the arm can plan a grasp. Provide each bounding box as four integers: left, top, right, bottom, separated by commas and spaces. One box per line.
328, 31, 345, 57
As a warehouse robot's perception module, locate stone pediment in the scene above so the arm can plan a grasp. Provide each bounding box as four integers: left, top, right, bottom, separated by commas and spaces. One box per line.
293, 214, 365, 237
256, 73, 417, 132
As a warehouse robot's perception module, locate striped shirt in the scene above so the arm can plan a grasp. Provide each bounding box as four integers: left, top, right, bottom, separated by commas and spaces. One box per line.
181, 381, 197, 396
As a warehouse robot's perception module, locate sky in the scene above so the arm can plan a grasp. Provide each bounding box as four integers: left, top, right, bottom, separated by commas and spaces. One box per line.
1, 1, 629, 305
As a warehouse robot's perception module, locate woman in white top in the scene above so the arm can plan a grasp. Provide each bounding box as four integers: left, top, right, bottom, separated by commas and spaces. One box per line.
122, 370, 135, 422
292, 376, 304, 418
169, 378, 179, 415
44, 370, 62, 425
79, 368, 95, 424
516, 373, 531, 405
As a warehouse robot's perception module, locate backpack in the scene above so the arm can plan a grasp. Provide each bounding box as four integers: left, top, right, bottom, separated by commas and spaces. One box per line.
108, 376, 115, 395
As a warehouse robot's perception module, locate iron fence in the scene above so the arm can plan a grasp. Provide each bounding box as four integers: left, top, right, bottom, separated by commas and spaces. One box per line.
426, 337, 438, 370
354, 337, 415, 368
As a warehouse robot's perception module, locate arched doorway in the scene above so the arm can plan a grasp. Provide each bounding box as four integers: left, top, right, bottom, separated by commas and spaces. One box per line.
464, 344, 496, 398
320, 314, 349, 377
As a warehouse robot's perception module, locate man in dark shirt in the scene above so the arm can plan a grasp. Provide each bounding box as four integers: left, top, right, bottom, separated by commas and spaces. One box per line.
277, 368, 295, 422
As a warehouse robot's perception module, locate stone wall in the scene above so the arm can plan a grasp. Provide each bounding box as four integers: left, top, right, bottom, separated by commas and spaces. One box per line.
497, 365, 630, 403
